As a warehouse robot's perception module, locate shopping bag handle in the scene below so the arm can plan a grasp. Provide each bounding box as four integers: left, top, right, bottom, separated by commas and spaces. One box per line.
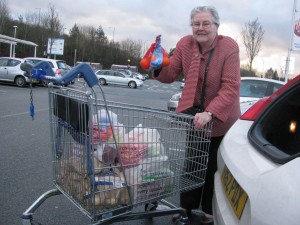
21, 61, 99, 88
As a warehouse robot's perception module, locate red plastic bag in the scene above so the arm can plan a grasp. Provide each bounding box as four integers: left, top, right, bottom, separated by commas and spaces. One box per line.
140, 35, 170, 70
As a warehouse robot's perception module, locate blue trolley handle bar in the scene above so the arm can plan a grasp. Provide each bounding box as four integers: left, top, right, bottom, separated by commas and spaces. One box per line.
29, 61, 99, 88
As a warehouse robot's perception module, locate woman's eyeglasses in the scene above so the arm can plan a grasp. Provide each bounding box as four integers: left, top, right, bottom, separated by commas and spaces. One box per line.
191, 21, 215, 29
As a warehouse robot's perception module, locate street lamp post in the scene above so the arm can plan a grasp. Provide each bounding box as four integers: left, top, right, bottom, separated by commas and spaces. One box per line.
35, 8, 41, 25
12, 25, 18, 58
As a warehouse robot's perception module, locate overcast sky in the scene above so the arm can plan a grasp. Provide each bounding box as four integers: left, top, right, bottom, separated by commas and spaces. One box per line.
7, 0, 300, 79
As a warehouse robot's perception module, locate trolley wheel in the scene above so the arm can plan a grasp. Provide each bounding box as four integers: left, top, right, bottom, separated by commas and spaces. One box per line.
42, 80, 49, 87
145, 201, 158, 211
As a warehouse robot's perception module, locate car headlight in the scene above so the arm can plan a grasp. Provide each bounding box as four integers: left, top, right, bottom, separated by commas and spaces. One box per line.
171, 94, 181, 101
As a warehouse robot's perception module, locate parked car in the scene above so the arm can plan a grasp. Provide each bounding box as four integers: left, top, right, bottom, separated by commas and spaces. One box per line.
212, 74, 300, 225
95, 69, 143, 88
167, 77, 285, 113
24, 57, 72, 86
0, 57, 39, 87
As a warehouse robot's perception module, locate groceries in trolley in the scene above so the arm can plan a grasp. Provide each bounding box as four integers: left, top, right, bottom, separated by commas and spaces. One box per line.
59, 109, 175, 210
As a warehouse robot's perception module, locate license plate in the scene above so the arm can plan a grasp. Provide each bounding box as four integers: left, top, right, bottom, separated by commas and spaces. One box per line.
221, 166, 248, 219
31, 79, 39, 83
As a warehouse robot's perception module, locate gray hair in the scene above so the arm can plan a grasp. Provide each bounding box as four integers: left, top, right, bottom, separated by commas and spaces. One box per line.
190, 6, 220, 26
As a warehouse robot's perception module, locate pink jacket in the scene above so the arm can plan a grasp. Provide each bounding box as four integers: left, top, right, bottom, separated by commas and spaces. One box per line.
156, 35, 241, 136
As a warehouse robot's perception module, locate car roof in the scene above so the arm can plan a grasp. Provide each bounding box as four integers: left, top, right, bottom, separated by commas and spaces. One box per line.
0, 57, 24, 61
241, 77, 286, 85
24, 57, 66, 62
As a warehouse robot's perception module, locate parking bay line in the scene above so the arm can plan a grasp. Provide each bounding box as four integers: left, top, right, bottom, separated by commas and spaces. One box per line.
1, 108, 48, 118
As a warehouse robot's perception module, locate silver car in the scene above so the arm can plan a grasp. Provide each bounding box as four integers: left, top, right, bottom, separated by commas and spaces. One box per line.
168, 77, 285, 113
24, 57, 72, 86
95, 69, 143, 88
0, 57, 38, 87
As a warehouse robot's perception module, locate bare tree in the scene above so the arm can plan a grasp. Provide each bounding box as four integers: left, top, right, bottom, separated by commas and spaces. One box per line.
120, 38, 142, 58
241, 18, 265, 72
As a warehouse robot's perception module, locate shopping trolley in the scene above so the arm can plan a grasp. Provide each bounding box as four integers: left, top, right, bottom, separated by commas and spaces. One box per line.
21, 62, 212, 225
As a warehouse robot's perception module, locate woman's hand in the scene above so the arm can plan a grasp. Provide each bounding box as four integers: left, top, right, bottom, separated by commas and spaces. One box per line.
194, 111, 212, 130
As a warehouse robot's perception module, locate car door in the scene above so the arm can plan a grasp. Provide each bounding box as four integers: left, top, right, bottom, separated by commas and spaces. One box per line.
113, 71, 126, 85
7, 59, 24, 82
0, 58, 9, 80
102, 70, 114, 84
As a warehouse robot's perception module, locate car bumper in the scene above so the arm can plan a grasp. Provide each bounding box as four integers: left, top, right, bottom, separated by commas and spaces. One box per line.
25, 77, 39, 84
167, 100, 178, 111
137, 82, 143, 87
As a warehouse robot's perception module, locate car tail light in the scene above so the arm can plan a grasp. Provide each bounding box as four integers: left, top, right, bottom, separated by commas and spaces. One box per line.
240, 97, 271, 121
55, 69, 61, 76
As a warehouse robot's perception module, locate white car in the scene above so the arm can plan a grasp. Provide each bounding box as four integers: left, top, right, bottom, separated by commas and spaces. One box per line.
212, 74, 300, 225
95, 69, 143, 88
167, 77, 285, 113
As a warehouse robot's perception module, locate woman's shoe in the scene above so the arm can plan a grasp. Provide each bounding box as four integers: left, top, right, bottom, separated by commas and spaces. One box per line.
199, 213, 213, 224
172, 209, 192, 222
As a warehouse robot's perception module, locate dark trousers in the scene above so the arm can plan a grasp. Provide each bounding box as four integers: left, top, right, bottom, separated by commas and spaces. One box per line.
180, 135, 224, 214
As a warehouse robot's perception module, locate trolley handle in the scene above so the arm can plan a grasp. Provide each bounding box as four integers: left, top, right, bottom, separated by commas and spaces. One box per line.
21, 61, 99, 88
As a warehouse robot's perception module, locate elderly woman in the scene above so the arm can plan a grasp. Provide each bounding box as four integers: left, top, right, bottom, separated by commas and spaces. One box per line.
154, 6, 241, 224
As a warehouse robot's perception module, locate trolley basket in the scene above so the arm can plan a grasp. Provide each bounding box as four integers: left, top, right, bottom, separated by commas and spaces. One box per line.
21, 62, 212, 225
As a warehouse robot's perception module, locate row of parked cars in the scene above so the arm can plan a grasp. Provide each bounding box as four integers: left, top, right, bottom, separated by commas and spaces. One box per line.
0, 57, 147, 89
0, 56, 72, 87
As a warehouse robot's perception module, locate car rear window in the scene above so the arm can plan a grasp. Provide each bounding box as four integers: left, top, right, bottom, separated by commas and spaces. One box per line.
57, 61, 68, 69
248, 80, 300, 164
240, 80, 268, 98
25, 59, 55, 68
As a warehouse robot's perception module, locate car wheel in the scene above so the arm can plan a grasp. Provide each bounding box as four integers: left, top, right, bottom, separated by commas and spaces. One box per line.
99, 78, 106, 85
129, 81, 137, 89
42, 81, 49, 87
15, 76, 26, 87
